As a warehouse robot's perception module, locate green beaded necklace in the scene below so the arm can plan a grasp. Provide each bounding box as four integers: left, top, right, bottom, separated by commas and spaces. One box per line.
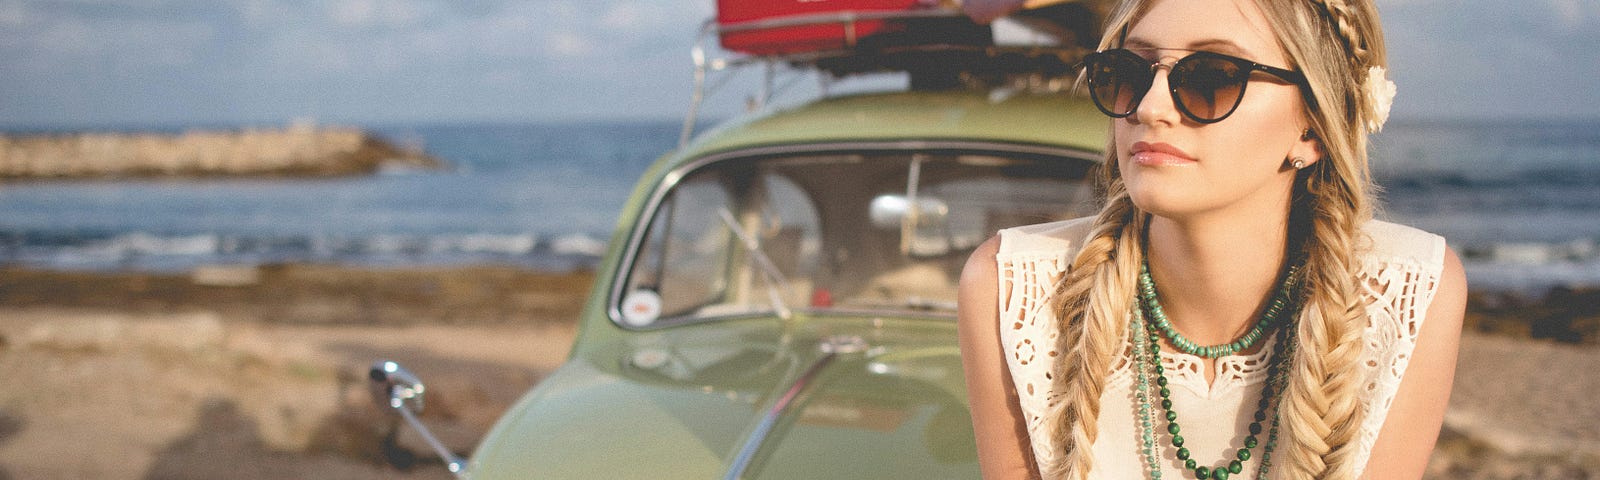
1138, 262, 1301, 358
1129, 269, 1304, 480
1132, 260, 1305, 476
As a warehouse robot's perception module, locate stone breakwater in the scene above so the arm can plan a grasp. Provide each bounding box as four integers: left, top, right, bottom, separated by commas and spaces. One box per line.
0, 126, 443, 180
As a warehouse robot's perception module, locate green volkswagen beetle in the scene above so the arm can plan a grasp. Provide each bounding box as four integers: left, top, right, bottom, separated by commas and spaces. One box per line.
372, 4, 1111, 478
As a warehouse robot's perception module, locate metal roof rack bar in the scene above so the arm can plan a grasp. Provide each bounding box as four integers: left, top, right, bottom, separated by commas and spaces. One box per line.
681, 9, 967, 147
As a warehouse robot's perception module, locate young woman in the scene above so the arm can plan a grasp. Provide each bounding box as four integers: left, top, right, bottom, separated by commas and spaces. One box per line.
957, 0, 1466, 479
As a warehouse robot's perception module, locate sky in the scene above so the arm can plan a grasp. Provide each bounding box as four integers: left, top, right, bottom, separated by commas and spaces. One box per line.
0, 0, 1596, 129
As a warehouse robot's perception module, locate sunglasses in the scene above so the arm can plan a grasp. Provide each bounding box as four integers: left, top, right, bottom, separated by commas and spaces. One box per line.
1082, 48, 1307, 124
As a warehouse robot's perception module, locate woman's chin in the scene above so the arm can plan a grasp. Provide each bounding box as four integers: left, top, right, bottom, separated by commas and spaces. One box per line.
1126, 188, 1199, 219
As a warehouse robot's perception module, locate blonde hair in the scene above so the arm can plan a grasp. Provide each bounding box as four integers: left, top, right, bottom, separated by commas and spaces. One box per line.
1045, 1, 1389, 479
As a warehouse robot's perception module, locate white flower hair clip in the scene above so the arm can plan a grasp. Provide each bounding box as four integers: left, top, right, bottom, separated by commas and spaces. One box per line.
1362, 66, 1396, 133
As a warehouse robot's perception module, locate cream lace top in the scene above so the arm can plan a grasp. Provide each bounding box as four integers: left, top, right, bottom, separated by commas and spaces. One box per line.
995, 218, 1445, 479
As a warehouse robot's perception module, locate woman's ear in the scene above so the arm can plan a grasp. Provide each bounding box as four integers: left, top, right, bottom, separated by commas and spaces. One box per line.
1289, 127, 1323, 169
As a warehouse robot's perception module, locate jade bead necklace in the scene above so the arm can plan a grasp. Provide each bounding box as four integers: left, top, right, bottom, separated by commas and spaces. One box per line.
1137, 261, 1301, 358
1133, 304, 1297, 479
1131, 258, 1304, 479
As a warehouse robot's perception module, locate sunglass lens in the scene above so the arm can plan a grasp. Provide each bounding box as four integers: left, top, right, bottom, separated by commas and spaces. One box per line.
1172, 55, 1248, 122
1088, 52, 1150, 117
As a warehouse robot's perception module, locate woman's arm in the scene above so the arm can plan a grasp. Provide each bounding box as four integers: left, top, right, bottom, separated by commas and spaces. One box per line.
959, 236, 1042, 479
1361, 246, 1467, 479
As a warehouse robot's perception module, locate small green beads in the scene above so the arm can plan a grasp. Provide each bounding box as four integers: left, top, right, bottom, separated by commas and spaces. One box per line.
1138, 261, 1300, 359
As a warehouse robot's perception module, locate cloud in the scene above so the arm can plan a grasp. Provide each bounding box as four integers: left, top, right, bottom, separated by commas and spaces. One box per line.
1549, 0, 1584, 32
0, 2, 31, 27
544, 31, 594, 57
601, 3, 648, 30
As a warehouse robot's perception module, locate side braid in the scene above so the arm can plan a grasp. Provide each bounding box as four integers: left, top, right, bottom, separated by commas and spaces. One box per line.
1045, 5, 1149, 473
1260, 1, 1383, 478
1272, 169, 1370, 479
1044, 187, 1145, 479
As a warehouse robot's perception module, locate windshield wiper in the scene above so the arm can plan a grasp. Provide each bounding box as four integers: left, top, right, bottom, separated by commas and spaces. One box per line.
717, 208, 793, 320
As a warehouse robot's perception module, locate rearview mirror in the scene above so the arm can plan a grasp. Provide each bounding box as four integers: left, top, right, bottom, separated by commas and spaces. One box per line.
369, 360, 468, 477
869, 194, 952, 257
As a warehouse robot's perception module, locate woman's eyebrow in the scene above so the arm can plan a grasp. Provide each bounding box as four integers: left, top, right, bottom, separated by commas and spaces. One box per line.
1187, 39, 1253, 58
1121, 37, 1255, 59
1122, 37, 1157, 50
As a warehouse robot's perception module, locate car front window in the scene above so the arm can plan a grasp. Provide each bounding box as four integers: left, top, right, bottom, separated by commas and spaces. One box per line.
616, 149, 1095, 328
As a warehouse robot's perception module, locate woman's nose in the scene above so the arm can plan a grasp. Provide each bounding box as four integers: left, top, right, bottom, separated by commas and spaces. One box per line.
1134, 68, 1181, 126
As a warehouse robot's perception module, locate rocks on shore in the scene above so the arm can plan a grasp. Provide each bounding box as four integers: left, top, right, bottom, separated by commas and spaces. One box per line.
0, 124, 443, 180
0, 265, 593, 327
1467, 287, 1600, 345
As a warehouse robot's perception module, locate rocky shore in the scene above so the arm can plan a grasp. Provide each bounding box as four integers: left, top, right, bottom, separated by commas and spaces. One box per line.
0, 125, 442, 180
0, 265, 1595, 479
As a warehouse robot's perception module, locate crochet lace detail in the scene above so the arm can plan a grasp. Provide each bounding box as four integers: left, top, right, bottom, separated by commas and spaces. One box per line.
996, 220, 1443, 478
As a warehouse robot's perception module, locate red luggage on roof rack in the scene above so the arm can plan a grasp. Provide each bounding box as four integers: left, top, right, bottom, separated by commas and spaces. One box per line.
715, 0, 943, 55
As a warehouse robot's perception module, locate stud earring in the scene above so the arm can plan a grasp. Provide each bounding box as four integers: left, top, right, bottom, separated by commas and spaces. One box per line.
1291, 157, 1307, 169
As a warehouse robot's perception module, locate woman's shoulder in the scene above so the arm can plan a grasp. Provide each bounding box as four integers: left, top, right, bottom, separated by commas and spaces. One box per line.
996, 216, 1096, 257
1359, 219, 1448, 272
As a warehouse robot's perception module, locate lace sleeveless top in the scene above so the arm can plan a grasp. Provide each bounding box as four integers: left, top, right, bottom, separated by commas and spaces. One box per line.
995, 218, 1446, 479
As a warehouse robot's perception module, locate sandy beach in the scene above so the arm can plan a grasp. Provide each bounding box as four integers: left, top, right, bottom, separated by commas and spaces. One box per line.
0, 265, 588, 480
0, 265, 1595, 479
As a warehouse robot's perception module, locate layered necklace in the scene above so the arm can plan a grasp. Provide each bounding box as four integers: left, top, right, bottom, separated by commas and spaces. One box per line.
1130, 260, 1304, 480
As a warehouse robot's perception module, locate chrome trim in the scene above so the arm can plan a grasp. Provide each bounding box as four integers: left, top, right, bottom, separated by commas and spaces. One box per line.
607, 140, 1101, 330
723, 336, 872, 480
723, 352, 831, 480
817, 334, 868, 354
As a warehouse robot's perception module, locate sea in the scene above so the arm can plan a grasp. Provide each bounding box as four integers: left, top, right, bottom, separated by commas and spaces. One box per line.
1, 118, 1597, 294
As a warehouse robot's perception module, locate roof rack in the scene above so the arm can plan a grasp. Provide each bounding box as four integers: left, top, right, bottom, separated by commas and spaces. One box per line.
679, 7, 1099, 146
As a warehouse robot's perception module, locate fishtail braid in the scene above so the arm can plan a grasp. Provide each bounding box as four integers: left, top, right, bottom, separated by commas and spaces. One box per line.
1272, 165, 1370, 479
1043, 185, 1145, 480
1258, 1, 1383, 477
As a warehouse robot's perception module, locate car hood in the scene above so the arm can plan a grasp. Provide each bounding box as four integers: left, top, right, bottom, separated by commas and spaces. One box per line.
466, 317, 978, 479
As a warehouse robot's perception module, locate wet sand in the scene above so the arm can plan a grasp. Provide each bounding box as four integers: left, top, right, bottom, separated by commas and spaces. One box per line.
0, 265, 1594, 479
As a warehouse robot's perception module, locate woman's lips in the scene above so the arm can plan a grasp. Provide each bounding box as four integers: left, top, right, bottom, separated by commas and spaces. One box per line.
1130, 141, 1197, 166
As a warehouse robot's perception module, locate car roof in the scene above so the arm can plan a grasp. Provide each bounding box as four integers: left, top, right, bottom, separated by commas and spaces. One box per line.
670, 89, 1109, 164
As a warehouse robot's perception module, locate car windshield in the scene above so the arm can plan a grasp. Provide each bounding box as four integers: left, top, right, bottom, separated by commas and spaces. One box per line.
614, 148, 1097, 328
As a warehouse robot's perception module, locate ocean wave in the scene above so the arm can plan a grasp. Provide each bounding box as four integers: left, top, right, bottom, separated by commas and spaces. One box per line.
549, 233, 608, 257
1452, 237, 1600, 291
1458, 237, 1597, 263
0, 230, 605, 271
1380, 167, 1600, 190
